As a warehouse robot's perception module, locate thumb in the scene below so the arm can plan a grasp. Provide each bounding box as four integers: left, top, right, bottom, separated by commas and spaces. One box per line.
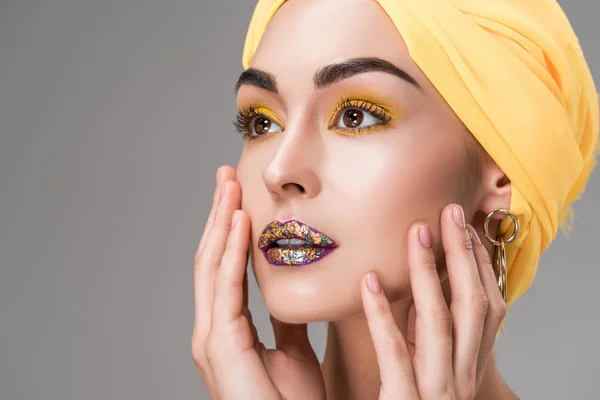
270, 314, 316, 361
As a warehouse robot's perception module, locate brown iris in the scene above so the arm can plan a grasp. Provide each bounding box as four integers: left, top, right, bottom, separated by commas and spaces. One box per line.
342, 109, 364, 128
254, 117, 271, 135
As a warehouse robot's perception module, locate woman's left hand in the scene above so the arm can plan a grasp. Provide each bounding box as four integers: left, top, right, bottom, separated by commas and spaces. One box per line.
361, 203, 507, 400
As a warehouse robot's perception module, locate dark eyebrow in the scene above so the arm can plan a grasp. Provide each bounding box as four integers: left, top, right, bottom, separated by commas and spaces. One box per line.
234, 57, 420, 94
314, 57, 420, 90
234, 69, 278, 94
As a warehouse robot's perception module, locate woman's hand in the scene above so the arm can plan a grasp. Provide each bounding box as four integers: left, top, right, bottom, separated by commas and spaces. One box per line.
361, 203, 506, 400
191, 166, 326, 400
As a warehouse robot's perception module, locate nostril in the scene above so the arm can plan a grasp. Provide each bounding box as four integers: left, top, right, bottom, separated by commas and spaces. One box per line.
282, 182, 305, 194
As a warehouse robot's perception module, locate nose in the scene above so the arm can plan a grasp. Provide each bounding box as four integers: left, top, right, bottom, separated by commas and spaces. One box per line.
262, 127, 322, 201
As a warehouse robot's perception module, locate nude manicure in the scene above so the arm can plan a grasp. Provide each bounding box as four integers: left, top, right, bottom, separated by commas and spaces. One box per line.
366, 272, 381, 294
419, 224, 432, 248
453, 205, 465, 228
467, 224, 481, 245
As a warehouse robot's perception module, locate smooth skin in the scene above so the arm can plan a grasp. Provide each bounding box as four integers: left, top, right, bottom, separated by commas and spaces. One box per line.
193, 0, 522, 397
191, 165, 518, 400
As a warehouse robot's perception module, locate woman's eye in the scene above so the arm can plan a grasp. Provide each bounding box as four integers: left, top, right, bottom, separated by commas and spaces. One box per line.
250, 116, 283, 137
335, 108, 382, 130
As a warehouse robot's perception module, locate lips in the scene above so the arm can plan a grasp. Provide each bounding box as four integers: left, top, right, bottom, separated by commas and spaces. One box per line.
258, 220, 337, 266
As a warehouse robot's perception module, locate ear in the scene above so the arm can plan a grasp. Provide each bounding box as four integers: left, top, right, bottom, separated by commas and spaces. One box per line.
476, 154, 512, 221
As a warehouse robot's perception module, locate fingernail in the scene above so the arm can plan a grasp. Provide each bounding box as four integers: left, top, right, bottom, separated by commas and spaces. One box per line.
453, 205, 465, 228
365, 272, 381, 294
467, 224, 481, 245
419, 224, 431, 248
231, 210, 239, 227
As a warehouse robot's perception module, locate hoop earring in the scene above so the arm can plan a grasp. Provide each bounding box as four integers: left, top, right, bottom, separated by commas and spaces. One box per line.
483, 209, 520, 302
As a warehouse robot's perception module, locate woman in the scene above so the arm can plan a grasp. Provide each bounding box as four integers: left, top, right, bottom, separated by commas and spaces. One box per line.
192, 0, 599, 398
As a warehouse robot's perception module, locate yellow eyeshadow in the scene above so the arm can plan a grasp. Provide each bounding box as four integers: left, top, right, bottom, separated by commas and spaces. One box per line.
243, 133, 270, 145
326, 99, 391, 123
238, 105, 285, 145
327, 96, 401, 135
330, 124, 390, 136
251, 106, 285, 127
238, 95, 402, 143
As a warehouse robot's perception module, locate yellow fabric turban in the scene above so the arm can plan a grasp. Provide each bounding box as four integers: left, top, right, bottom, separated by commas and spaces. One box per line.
241, 0, 600, 311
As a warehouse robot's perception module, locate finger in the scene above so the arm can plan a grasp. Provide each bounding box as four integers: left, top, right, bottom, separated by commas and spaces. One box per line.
190, 167, 235, 385
193, 179, 241, 333
242, 305, 260, 352
270, 315, 316, 362
243, 266, 249, 308
466, 224, 507, 379
407, 221, 454, 396
406, 301, 417, 360
194, 166, 237, 261
209, 209, 270, 395
441, 205, 488, 397
213, 209, 250, 325
361, 271, 420, 399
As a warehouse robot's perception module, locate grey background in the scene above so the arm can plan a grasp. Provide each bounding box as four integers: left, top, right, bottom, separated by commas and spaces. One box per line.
0, 0, 598, 399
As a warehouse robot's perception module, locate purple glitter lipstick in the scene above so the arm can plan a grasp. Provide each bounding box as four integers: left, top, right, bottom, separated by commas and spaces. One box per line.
258, 220, 337, 266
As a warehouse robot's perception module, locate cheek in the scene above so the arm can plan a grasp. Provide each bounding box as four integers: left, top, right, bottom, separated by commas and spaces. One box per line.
333, 132, 462, 227
234, 123, 472, 320
330, 132, 466, 296
236, 154, 267, 263
236, 152, 265, 217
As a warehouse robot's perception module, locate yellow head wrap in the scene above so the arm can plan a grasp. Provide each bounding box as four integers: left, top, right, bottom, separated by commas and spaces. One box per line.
241, 0, 600, 310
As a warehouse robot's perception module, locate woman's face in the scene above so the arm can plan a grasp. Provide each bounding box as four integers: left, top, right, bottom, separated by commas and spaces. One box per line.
236, 0, 483, 323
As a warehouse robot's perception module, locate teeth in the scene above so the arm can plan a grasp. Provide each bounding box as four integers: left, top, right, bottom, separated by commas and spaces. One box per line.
275, 238, 307, 247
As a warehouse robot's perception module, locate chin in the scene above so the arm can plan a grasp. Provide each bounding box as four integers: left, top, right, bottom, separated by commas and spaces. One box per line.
264, 295, 328, 324
264, 293, 355, 324
250, 241, 412, 323
256, 266, 368, 324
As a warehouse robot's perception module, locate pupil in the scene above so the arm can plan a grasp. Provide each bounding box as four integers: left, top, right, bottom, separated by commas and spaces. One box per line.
343, 109, 363, 127
254, 118, 271, 134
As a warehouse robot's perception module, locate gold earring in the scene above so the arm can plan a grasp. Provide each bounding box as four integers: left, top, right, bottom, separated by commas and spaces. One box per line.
483, 209, 520, 302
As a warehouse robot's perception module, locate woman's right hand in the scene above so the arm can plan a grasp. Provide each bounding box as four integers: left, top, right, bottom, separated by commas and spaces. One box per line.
191, 165, 327, 400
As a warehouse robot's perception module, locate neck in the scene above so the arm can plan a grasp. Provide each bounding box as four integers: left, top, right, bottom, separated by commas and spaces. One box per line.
320, 294, 411, 400
319, 280, 519, 400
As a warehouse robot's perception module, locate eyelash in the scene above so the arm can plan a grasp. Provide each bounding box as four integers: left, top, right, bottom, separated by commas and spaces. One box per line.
231, 105, 276, 141
232, 97, 393, 141
329, 97, 392, 133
